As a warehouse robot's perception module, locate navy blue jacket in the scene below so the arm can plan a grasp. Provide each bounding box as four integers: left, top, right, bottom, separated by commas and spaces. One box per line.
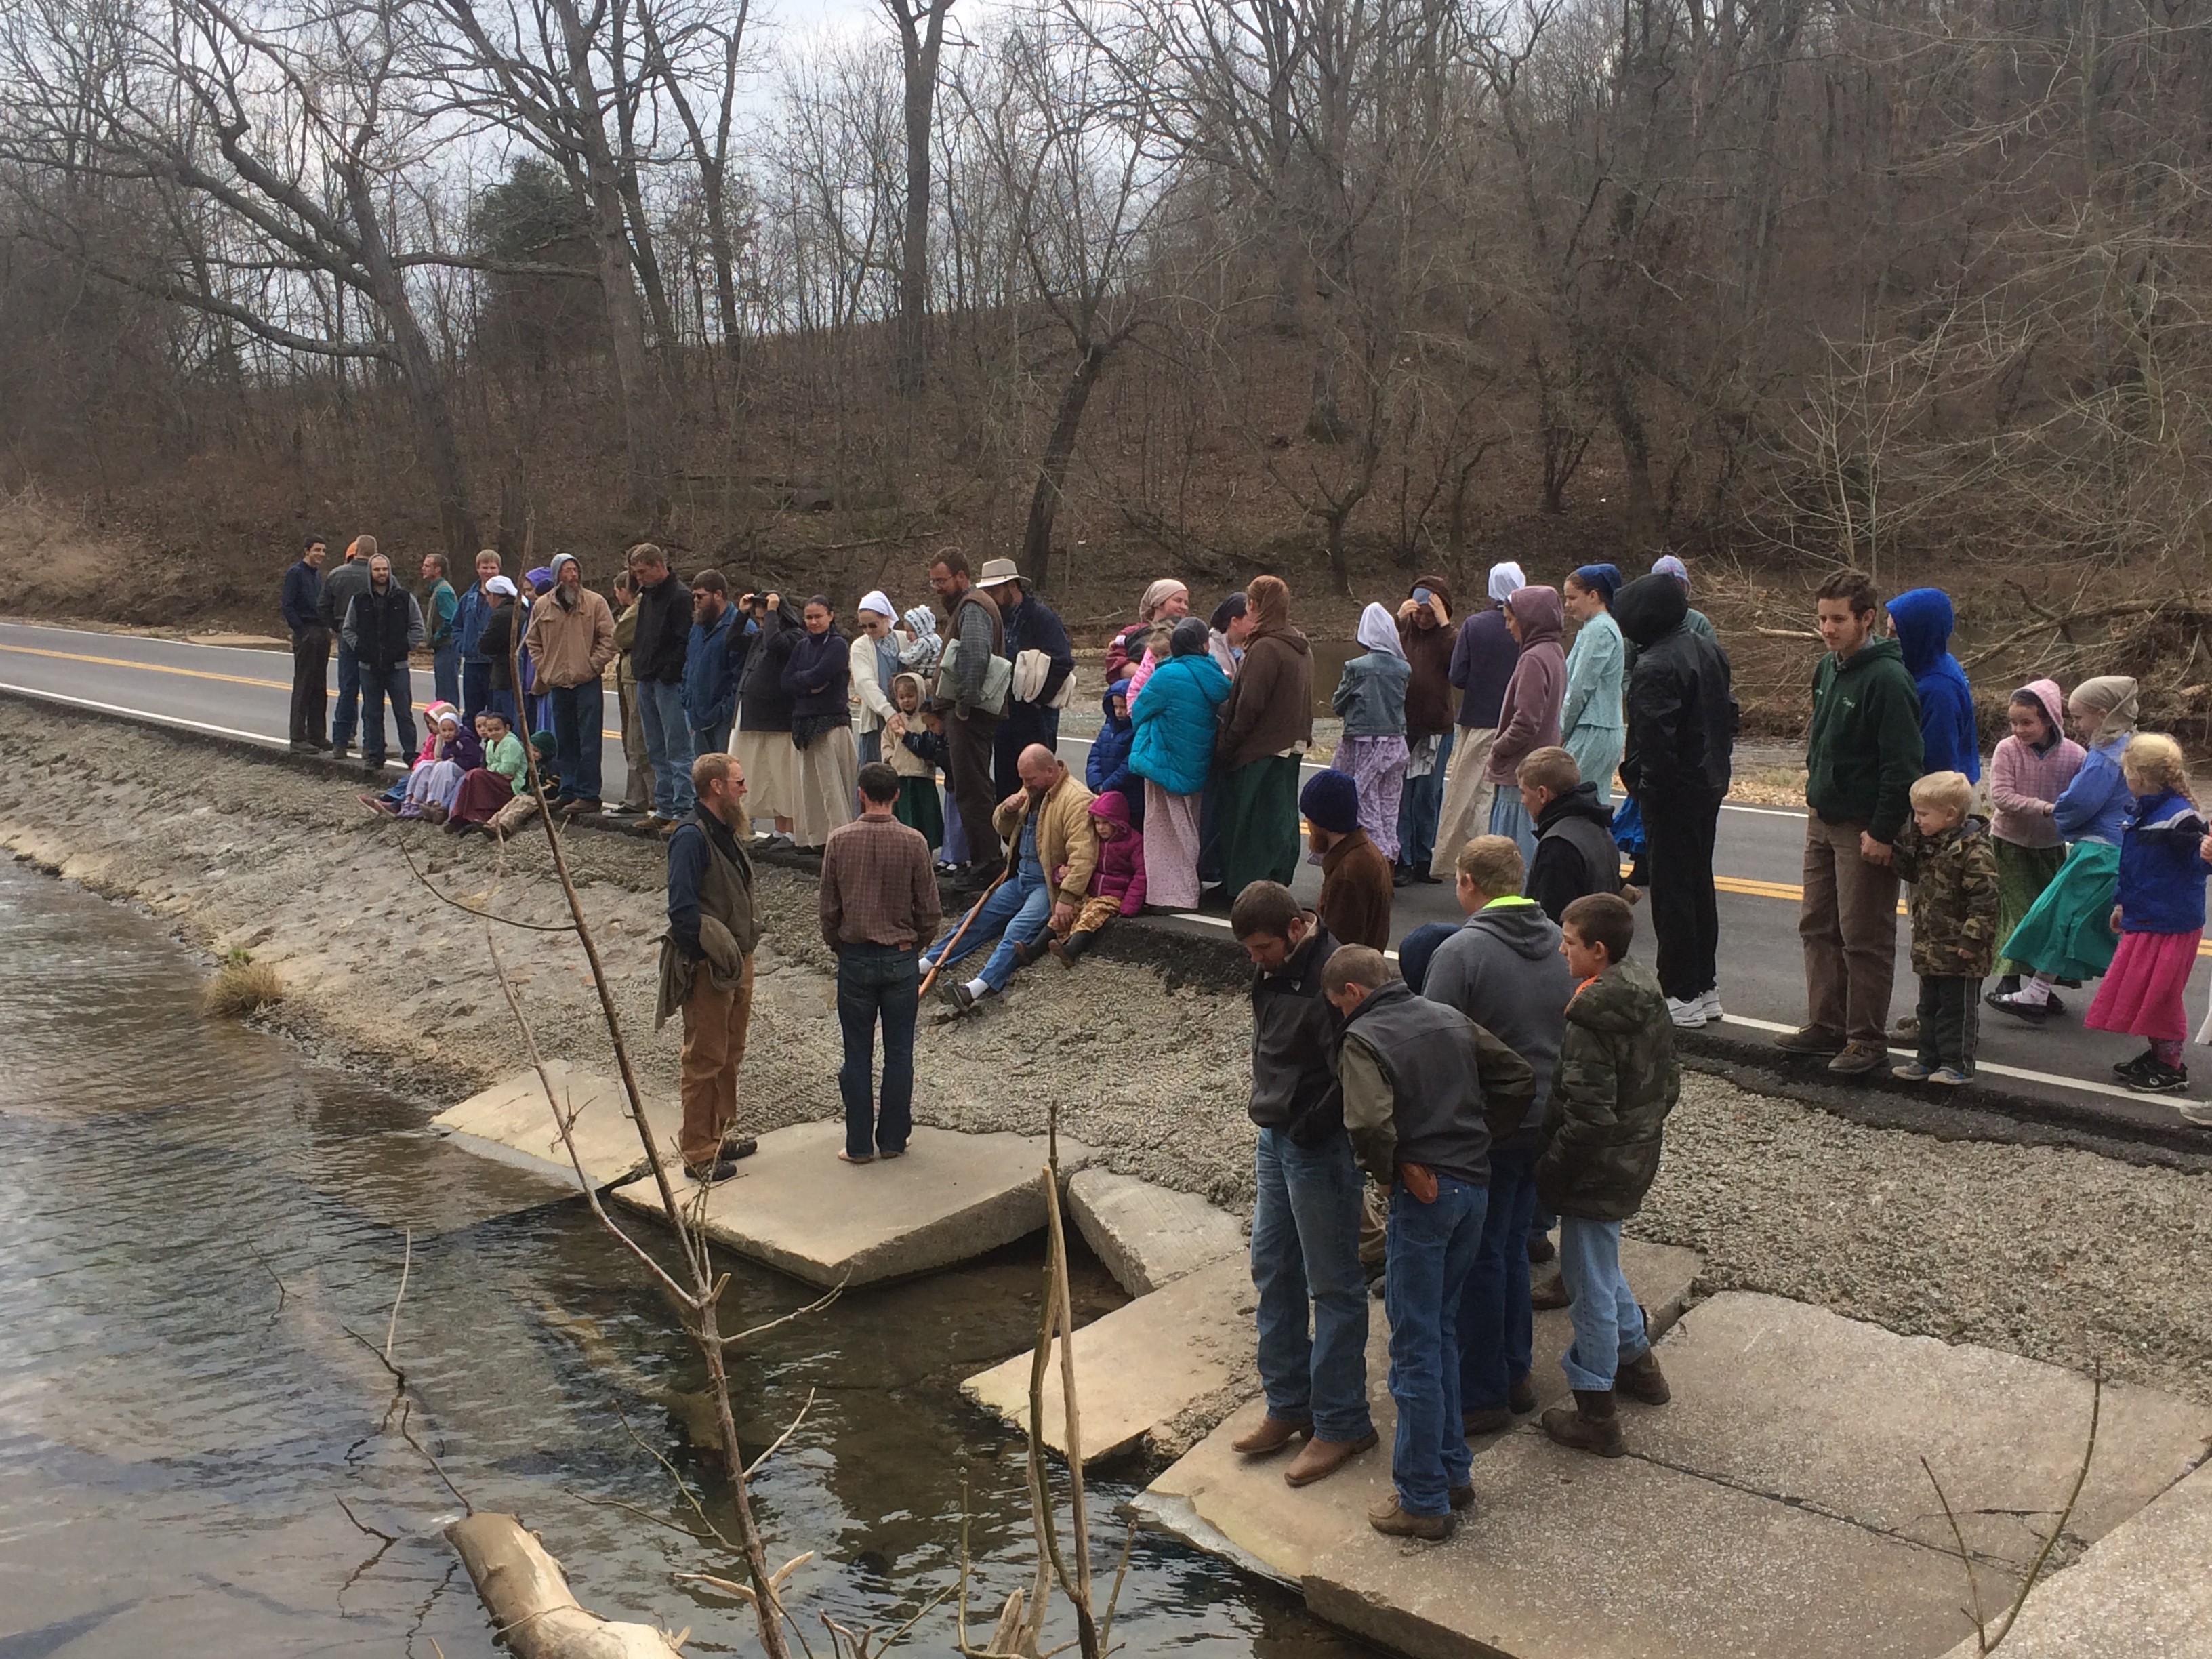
2116, 788, 2209, 934
682, 607, 738, 732
1004, 592, 1075, 708
1087, 679, 1136, 800
1449, 606, 1521, 729
281, 560, 323, 636
457, 583, 496, 663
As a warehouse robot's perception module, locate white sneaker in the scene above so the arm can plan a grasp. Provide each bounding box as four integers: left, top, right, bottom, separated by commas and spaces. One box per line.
1698, 988, 1725, 1023
1665, 995, 1708, 1029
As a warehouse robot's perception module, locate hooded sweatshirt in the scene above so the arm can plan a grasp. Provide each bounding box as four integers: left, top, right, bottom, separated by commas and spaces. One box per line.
1216, 575, 1314, 771
1988, 680, 2085, 850
1888, 588, 1980, 781
1398, 573, 1458, 741
1527, 780, 1624, 921
1422, 897, 1572, 1139
1084, 791, 1148, 914
1805, 632, 1923, 843
1616, 573, 1736, 798
1485, 586, 1567, 784
1086, 679, 1137, 800
1332, 603, 1412, 737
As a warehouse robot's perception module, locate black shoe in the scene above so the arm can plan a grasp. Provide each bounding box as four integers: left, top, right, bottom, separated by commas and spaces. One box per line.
2044, 992, 2068, 1018
943, 981, 977, 1013
331, 741, 352, 760
1525, 1230, 1556, 1265
684, 1158, 739, 1185
1990, 975, 2020, 999
2115, 1049, 2159, 1081
1509, 1372, 1538, 1414
720, 1134, 760, 1160
289, 739, 316, 755
1413, 869, 1443, 885
1393, 865, 1416, 888
362, 756, 386, 774
1989, 991, 2049, 1023
2127, 1061, 2190, 1094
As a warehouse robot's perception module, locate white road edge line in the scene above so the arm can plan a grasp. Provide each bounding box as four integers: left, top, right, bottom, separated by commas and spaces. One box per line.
0, 682, 405, 769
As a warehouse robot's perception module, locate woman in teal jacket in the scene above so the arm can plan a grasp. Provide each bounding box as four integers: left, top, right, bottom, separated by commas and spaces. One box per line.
1131, 617, 1231, 909
1559, 563, 1626, 804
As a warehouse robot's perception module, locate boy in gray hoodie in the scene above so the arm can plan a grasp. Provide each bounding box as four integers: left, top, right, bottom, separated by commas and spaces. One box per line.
1424, 833, 1572, 1432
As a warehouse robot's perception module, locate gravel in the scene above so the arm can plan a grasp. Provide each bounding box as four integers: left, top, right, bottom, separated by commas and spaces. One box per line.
3, 701, 2209, 1406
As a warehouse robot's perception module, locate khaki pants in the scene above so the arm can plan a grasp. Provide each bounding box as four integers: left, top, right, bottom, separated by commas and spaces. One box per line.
1065, 895, 1122, 937
680, 954, 754, 1166
1799, 815, 1902, 1046
1428, 726, 1498, 879
616, 668, 653, 813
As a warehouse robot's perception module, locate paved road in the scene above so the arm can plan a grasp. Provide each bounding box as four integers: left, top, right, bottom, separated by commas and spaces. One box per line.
5, 617, 2207, 1131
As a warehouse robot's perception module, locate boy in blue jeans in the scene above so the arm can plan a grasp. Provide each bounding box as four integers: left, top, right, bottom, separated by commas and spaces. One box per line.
1539, 893, 1679, 1456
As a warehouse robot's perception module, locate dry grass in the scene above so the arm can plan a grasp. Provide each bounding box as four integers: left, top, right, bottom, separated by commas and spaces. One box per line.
1728, 764, 1809, 806
203, 954, 284, 1018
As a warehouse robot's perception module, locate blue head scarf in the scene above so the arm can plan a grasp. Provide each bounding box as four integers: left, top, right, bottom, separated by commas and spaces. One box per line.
1571, 563, 1623, 606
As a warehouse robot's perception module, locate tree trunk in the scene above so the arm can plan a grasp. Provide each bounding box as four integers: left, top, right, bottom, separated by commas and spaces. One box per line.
1021, 342, 1107, 590
893, 0, 951, 397
447, 1513, 683, 1658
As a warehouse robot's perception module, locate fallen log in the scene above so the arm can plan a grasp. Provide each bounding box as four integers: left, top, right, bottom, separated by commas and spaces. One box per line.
447, 1512, 687, 1658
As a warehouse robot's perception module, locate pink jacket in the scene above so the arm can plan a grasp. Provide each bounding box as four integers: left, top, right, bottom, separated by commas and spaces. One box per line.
1989, 678, 2086, 849
1485, 586, 1567, 783
1086, 791, 1148, 914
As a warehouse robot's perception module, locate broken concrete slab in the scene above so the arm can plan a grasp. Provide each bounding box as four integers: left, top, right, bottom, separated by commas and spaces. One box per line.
1938, 1456, 2212, 1659
1637, 1292, 2212, 1574
1305, 1427, 2003, 1659
962, 1254, 1257, 1465
1134, 1239, 1702, 1582
430, 1061, 672, 1190
1065, 1168, 1245, 1295
613, 1119, 1091, 1290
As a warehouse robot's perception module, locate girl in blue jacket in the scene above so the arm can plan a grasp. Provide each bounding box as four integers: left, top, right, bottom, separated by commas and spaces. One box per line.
1131, 617, 1231, 909
1330, 602, 1413, 861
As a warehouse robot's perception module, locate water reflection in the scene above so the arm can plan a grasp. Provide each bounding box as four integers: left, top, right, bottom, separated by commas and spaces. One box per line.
0, 861, 1360, 1658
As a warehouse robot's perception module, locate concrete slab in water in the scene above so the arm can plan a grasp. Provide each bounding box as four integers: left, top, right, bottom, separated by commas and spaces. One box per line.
1065, 1168, 1245, 1295
613, 1119, 1090, 1289
1639, 1291, 2212, 1574
963, 1254, 1257, 1465
431, 1061, 672, 1190
1135, 1239, 1701, 1581
1938, 1457, 2212, 1659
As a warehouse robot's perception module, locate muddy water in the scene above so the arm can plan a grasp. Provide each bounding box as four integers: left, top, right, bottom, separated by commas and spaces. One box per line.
0, 860, 1359, 1657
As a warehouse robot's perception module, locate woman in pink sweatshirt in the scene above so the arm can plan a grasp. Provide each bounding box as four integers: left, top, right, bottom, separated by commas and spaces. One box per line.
1986, 678, 2087, 1004
1483, 584, 1567, 861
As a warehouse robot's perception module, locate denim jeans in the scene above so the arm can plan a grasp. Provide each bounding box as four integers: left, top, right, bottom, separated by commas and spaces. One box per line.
550, 680, 604, 803
691, 719, 733, 764
1458, 1144, 1538, 1413
461, 659, 492, 726
1250, 1128, 1372, 1443
433, 643, 462, 708
357, 663, 415, 764
1559, 1216, 1650, 1392
332, 643, 362, 747
837, 944, 919, 1157
1394, 727, 1454, 873
638, 680, 695, 817
922, 867, 1050, 994
1387, 1174, 1486, 1515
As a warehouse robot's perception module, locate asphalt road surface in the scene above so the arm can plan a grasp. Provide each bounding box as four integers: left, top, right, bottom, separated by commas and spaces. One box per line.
5, 617, 2208, 1132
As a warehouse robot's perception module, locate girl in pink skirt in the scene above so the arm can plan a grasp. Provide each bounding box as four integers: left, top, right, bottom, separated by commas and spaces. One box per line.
2087, 734, 2211, 1093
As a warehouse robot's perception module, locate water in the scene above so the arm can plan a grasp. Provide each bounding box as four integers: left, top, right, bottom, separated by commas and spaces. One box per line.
0, 859, 1360, 1657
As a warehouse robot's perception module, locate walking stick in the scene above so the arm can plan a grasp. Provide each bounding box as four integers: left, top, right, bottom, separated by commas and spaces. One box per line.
920, 865, 1012, 999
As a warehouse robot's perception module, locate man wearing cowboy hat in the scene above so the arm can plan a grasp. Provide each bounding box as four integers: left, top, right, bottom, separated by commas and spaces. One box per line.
928, 549, 1008, 890
976, 558, 1075, 798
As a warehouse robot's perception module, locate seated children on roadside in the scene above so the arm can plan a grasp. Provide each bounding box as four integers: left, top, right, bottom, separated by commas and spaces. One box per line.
1047, 790, 1147, 967
1517, 747, 1622, 924
485, 731, 560, 836
362, 701, 454, 815
1986, 681, 2087, 1001
887, 672, 947, 854
395, 707, 484, 822
447, 710, 529, 832
2087, 735, 2210, 1093
1887, 770, 2001, 1086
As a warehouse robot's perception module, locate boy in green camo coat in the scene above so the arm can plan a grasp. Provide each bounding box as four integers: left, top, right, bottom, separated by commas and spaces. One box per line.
1887, 769, 2001, 1085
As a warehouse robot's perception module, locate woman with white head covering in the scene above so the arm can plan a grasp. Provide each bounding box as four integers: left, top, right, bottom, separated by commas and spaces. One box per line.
1107, 579, 1190, 680
848, 589, 903, 766
1328, 602, 1414, 861
1426, 561, 1528, 878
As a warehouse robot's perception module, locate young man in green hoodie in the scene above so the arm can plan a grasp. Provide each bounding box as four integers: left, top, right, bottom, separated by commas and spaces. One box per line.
1778, 569, 1925, 1076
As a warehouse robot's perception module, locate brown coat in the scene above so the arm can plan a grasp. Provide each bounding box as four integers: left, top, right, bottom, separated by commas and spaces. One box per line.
1216, 577, 1314, 772
993, 764, 1098, 907
525, 585, 617, 688
1317, 829, 1394, 950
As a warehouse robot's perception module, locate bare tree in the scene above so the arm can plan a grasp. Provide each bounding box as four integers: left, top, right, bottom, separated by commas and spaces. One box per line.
884, 0, 956, 395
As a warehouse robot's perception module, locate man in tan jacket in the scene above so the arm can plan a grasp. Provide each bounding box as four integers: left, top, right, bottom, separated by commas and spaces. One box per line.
922, 743, 1096, 1014
523, 552, 617, 814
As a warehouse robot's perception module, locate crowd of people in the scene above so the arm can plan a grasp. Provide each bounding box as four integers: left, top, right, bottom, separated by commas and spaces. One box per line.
276, 532, 2212, 1541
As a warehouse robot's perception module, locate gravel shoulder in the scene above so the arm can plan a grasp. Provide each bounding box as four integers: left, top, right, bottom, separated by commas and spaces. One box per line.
1, 704, 2207, 1406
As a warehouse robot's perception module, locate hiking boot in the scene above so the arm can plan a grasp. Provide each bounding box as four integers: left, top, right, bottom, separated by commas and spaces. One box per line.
1367, 1496, 1452, 1540
1989, 991, 2050, 1024
2127, 1061, 2190, 1094
684, 1158, 739, 1186
1774, 1025, 1847, 1057
1283, 1430, 1378, 1488
1827, 1042, 1887, 1077
1461, 1407, 1513, 1435
1012, 938, 1039, 967
1525, 1229, 1556, 1265
943, 981, 979, 1015
1616, 1349, 1671, 1406
559, 798, 602, 817
1665, 995, 1708, 1029
1231, 1416, 1311, 1457
720, 1134, 759, 1160
1510, 1372, 1538, 1414
1530, 1270, 1570, 1311
1448, 1482, 1476, 1512
1541, 1390, 1625, 1458
1891, 1060, 1933, 1081
331, 741, 352, 760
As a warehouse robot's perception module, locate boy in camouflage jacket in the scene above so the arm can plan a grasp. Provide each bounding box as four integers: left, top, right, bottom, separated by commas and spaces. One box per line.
1888, 770, 2001, 1085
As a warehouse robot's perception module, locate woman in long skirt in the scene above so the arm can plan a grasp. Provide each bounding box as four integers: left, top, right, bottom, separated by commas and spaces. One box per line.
1330, 602, 1411, 861
733, 596, 798, 841
1559, 564, 1626, 805
783, 595, 858, 851
1132, 618, 1233, 908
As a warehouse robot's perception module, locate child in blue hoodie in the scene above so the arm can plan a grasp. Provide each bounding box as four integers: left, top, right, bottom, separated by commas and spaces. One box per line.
2086, 735, 2209, 1092
1887, 588, 1980, 783
1086, 679, 1141, 825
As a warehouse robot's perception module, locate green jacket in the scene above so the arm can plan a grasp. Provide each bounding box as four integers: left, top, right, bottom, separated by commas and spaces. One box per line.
1890, 815, 2002, 978
1536, 956, 1679, 1222
1805, 636, 1923, 843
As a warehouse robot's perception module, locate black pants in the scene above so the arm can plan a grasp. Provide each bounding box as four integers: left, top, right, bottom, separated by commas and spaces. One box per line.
945, 708, 1001, 865
994, 703, 1061, 798
289, 626, 330, 744
1917, 976, 1981, 1073
1642, 784, 1723, 1002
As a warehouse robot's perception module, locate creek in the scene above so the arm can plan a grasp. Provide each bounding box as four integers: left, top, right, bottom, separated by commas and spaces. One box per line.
0, 858, 1359, 1657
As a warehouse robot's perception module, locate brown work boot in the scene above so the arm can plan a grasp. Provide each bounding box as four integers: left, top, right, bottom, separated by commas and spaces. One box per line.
1448, 1482, 1477, 1512
1367, 1496, 1452, 1540
1616, 1348, 1671, 1406
1542, 1389, 1625, 1458
1461, 1407, 1513, 1436
1284, 1429, 1378, 1488
1773, 1025, 1847, 1057
1230, 1415, 1311, 1458
1827, 1040, 1888, 1077
1531, 1269, 1570, 1311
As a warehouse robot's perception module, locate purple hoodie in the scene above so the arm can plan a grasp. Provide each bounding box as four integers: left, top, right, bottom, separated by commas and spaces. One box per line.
1485, 586, 1568, 783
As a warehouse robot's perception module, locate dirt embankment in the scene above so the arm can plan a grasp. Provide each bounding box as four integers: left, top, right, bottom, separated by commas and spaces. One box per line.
3, 705, 2209, 1405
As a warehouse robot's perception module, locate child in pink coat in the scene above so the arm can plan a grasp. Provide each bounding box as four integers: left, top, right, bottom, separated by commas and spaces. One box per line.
1049, 790, 1147, 966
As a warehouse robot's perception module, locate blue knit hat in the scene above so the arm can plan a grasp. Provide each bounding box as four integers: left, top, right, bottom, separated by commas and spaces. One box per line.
1299, 769, 1360, 836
